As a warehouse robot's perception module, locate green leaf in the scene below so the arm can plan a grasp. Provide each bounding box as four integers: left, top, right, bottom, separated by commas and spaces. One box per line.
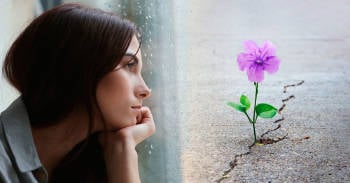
240, 95, 251, 109
255, 103, 277, 118
226, 102, 247, 113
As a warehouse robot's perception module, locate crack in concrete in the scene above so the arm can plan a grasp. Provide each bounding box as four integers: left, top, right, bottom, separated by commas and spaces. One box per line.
278, 95, 295, 114
215, 149, 252, 183
216, 80, 304, 183
291, 136, 310, 143
260, 124, 281, 138
283, 80, 304, 93
259, 134, 288, 145
282, 95, 296, 103
273, 116, 285, 123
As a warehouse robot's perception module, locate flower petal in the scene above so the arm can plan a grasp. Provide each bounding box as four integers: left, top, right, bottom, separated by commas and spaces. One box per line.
237, 53, 256, 71
263, 56, 280, 74
247, 64, 264, 82
244, 40, 259, 53
260, 41, 276, 60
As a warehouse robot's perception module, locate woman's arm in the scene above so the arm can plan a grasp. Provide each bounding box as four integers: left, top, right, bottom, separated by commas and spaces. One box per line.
99, 107, 155, 183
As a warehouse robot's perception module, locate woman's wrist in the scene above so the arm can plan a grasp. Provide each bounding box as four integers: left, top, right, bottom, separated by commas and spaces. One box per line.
102, 134, 140, 183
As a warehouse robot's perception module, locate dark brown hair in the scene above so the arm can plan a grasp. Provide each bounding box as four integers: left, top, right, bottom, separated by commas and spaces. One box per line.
3, 3, 136, 126
3, 3, 137, 182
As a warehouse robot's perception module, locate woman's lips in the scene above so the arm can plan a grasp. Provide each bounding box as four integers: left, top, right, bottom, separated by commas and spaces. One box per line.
131, 105, 142, 114
131, 105, 142, 109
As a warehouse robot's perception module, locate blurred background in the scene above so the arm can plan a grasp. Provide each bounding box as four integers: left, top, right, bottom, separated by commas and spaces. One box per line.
1, 0, 349, 182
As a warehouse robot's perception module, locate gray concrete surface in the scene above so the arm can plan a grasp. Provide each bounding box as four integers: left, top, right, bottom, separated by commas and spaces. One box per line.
177, 0, 350, 182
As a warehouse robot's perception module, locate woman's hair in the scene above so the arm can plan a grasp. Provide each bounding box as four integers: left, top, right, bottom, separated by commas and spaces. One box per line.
3, 3, 138, 182
3, 3, 136, 127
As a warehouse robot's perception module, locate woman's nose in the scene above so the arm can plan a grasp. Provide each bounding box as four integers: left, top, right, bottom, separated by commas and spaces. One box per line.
136, 79, 151, 99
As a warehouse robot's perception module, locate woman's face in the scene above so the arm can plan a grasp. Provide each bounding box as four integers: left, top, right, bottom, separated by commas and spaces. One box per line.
95, 36, 151, 131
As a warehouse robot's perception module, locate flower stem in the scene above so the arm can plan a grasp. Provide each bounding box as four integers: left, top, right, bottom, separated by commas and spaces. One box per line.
244, 111, 253, 123
252, 82, 259, 143
252, 122, 257, 143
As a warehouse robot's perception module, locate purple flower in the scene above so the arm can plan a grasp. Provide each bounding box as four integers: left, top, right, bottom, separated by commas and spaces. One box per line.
237, 40, 280, 82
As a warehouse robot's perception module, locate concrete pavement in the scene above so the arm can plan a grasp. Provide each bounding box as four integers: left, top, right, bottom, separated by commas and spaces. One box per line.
176, 0, 350, 182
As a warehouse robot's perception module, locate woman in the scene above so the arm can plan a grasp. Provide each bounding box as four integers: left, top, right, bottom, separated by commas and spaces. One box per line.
0, 3, 155, 183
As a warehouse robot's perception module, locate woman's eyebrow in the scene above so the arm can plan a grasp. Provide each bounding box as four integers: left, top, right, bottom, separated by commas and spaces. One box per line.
124, 53, 139, 63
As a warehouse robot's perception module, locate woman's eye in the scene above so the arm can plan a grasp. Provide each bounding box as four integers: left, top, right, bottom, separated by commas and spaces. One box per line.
126, 59, 138, 68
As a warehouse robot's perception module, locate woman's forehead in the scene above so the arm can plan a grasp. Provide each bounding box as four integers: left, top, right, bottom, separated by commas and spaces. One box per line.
126, 36, 141, 55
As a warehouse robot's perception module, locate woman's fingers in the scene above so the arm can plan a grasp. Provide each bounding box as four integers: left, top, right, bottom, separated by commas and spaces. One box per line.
131, 106, 155, 144
140, 106, 152, 123
99, 106, 155, 148
136, 110, 142, 124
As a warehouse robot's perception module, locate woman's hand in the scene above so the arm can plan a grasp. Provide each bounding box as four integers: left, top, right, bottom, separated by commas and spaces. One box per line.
99, 106, 155, 183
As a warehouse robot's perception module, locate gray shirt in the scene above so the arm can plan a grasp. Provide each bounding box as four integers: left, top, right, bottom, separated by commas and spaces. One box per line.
0, 97, 48, 183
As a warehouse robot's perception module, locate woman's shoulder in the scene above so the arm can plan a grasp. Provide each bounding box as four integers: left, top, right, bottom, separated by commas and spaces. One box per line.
0, 109, 21, 183
0, 98, 45, 183
0, 98, 22, 182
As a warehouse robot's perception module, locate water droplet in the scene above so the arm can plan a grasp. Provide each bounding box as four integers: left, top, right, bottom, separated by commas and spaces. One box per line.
150, 144, 154, 149
148, 150, 152, 155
